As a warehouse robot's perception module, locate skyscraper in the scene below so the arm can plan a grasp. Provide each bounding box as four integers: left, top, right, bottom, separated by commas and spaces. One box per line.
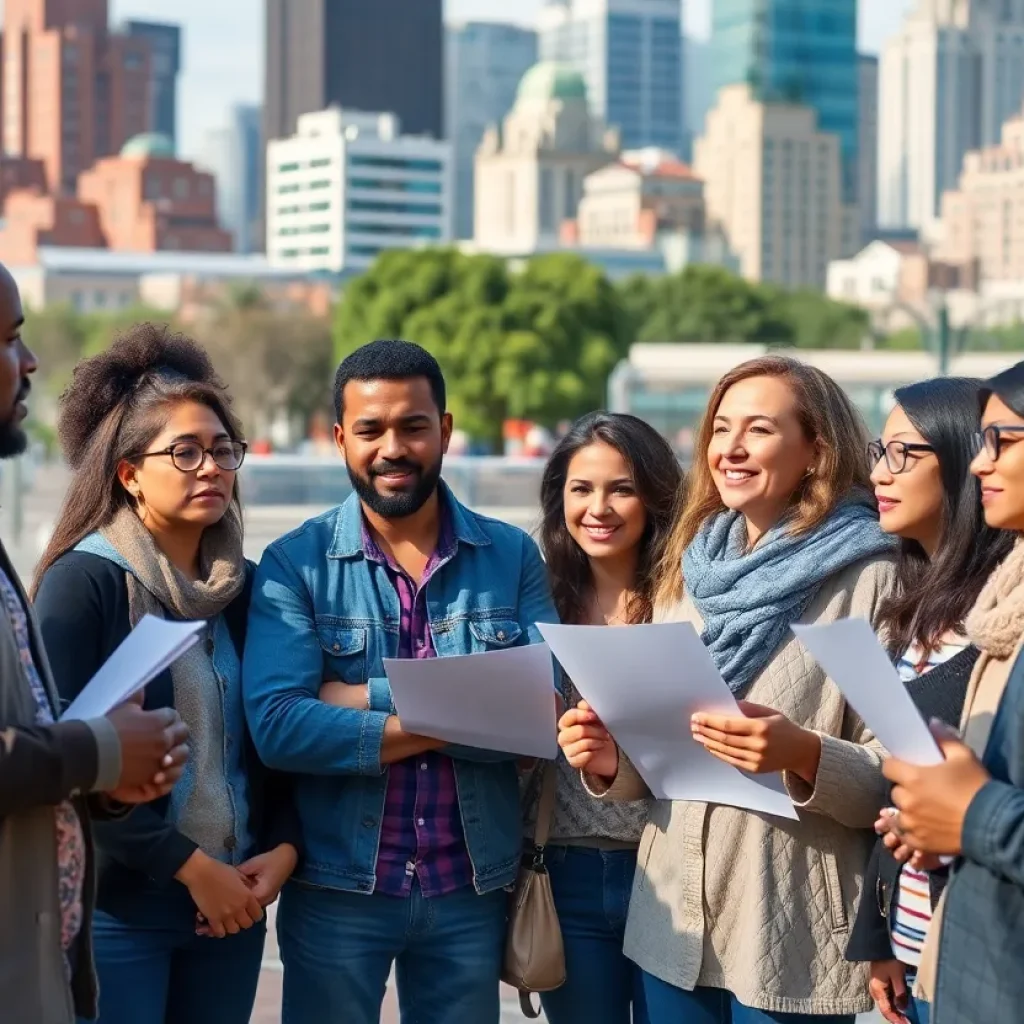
858, 54, 878, 242
200, 104, 263, 253
446, 22, 538, 239
878, 0, 1024, 231
538, 0, 684, 155
123, 20, 182, 150
2, 0, 153, 194
709, 0, 858, 202
264, 0, 443, 146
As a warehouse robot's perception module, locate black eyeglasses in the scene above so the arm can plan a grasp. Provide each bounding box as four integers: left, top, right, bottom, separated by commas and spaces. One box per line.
977, 424, 1024, 461
133, 440, 248, 473
868, 439, 936, 475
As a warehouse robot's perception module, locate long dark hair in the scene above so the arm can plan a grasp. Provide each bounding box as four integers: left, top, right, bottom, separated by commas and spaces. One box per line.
980, 359, 1024, 418
540, 412, 684, 625
879, 376, 1013, 655
33, 323, 243, 595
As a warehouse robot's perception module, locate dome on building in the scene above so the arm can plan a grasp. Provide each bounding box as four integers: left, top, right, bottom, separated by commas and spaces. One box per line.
120, 132, 176, 159
515, 62, 587, 105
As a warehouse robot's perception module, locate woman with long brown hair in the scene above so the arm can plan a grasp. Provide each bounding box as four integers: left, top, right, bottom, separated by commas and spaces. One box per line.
32, 325, 299, 1024
559, 356, 897, 1023
531, 411, 683, 1024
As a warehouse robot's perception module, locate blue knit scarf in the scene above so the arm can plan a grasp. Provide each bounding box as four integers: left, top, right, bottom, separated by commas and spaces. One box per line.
682, 498, 895, 695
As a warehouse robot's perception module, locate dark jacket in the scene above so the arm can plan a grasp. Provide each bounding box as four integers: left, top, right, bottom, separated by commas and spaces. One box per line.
33, 549, 301, 918
0, 541, 125, 1023
846, 644, 979, 963
932, 643, 1024, 1024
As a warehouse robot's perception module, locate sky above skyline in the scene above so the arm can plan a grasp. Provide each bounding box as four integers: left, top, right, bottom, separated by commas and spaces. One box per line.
100, 0, 915, 160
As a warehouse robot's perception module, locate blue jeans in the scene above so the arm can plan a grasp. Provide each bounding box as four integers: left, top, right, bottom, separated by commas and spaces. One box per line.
277, 879, 506, 1024
903, 968, 930, 1024
540, 846, 648, 1024
641, 975, 855, 1024
81, 891, 266, 1024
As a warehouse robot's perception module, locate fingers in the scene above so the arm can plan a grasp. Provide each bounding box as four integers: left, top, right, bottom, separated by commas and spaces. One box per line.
245, 893, 265, 922
691, 723, 766, 753
152, 744, 189, 787
698, 742, 761, 773
162, 720, 190, 754
562, 737, 608, 768
690, 713, 755, 736
558, 706, 601, 732
882, 758, 913, 786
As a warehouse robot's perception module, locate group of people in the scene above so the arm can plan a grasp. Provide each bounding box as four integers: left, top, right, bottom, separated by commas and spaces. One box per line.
0, 255, 1021, 1024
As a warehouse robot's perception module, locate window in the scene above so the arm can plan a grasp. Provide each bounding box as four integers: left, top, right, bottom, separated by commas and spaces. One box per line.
174, 177, 190, 200
349, 155, 443, 173
277, 183, 301, 195
309, 201, 331, 212
278, 162, 301, 173
309, 179, 331, 190
310, 246, 331, 256
346, 198, 441, 216
310, 157, 331, 168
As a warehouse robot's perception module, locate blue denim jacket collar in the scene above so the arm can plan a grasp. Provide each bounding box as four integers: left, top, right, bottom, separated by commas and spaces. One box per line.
328, 479, 491, 561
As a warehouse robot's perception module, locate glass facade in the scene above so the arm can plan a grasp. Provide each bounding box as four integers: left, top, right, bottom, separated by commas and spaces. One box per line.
711, 0, 858, 199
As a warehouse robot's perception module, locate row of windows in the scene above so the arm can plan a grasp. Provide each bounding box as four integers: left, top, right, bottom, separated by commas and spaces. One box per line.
349, 155, 443, 173
349, 221, 443, 239
277, 179, 332, 195
347, 198, 442, 216
279, 246, 332, 258
348, 177, 442, 195
278, 223, 332, 237
276, 200, 332, 216
277, 157, 332, 173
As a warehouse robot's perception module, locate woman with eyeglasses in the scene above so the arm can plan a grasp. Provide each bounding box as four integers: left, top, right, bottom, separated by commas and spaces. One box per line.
31, 325, 300, 1024
845, 378, 1011, 1024
877, 360, 1024, 1024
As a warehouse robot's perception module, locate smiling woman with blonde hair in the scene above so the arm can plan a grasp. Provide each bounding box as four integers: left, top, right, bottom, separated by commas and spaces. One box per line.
558, 355, 898, 1024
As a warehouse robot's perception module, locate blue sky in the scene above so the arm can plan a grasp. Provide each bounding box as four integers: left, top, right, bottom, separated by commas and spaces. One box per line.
102, 0, 915, 159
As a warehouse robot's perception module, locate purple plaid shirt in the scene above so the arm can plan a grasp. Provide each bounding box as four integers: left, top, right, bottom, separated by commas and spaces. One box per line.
362, 506, 474, 898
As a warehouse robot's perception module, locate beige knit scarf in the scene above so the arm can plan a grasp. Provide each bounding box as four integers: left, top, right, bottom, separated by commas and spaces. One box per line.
100, 503, 246, 627
915, 537, 1024, 1003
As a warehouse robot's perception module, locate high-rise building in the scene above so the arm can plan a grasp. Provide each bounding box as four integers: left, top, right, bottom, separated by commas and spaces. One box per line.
123, 20, 182, 151
694, 83, 843, 288
878, 0, 1024, 231
683, 37, 715, 158
474, 63, 620, 252
266, 108, 453, 275
1, 0, 156, 195
538, 0, 683, 155
201, 105, 263, 253
858, 54, 878, 243
446, 22, 538, 240
709, 0, 858, 203
264, 0, 443, 149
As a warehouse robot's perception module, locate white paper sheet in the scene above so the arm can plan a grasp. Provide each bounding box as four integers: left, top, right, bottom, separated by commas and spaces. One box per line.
792, 619, 944, 766
537, 621, 798, 819
61, 615, 205, 721
384, 642, 558, 760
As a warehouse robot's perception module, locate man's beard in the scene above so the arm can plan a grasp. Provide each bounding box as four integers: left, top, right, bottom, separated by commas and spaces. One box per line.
348, 456, 443, 519
0, 382, 30, 459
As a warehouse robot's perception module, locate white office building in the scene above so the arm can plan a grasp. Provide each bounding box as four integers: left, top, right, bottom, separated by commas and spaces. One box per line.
446, 22, 537, 239
266, 108, 453, 275
878, 0, 1024, 231
539, 0, 683, 154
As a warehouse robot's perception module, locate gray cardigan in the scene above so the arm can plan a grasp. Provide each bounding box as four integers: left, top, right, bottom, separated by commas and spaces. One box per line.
0, 541, 122, 1023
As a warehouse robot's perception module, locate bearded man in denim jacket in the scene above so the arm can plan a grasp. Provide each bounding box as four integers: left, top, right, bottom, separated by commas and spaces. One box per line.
243, 339, 557, 1024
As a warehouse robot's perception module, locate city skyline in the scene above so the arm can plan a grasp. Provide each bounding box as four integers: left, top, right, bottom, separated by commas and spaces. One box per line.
95, 0, 915, 159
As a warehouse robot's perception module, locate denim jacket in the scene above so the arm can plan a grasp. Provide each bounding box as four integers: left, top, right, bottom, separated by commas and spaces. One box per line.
242, 483, 558, 895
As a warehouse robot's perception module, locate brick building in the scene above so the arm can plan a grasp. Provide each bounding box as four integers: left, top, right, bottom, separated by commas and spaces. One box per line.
2, 0, 151, 195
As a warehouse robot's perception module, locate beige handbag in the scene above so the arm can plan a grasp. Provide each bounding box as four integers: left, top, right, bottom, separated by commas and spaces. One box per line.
502, 763, 565, 1018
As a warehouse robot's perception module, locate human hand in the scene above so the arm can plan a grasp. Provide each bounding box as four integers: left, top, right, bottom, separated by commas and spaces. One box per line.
557, 701, 618, 779
875, 808, 943, 869
883, 723, 990, 857
869, 959, 911, 1024
105, 701, 189, 803
236, 844, 298, 908
176, 850, 264, 939
319, 680, 368, 709
690, 701, 822, 781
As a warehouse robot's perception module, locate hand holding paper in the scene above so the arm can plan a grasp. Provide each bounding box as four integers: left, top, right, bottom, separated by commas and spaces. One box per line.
538, 621, 798, 819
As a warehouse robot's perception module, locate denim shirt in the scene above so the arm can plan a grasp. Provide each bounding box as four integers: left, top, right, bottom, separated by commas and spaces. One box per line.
73, 533, 254, 864
242, 482, 559, 895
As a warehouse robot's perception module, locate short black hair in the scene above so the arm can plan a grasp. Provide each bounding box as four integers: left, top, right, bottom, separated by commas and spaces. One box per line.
333, 339, 447, 423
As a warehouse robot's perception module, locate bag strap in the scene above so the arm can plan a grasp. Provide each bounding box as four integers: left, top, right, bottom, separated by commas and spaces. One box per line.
519, 992, 544, 1018
532, 760, 557, 849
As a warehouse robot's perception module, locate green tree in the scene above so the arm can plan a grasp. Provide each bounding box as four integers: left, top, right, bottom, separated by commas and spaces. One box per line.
334, 249, 628, 450
775, 289, 869, 350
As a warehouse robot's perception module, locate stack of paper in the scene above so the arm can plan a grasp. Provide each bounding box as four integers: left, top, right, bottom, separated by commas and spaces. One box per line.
61, 615, 205, 721
537, 621, 798, 820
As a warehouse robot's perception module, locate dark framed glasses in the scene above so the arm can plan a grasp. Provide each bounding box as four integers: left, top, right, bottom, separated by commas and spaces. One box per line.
977, 424, 1024, 461
133, 440, 248, 473
868, 439, 936, 475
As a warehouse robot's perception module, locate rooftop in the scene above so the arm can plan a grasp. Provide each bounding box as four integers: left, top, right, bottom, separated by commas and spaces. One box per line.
24, 247, 317, 279
120, 132, 176, 160
516, 62, 587, 105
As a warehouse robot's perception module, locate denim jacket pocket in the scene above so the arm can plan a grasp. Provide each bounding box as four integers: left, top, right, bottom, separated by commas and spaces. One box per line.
317, 624, 367, 683
468, 619, 523, 649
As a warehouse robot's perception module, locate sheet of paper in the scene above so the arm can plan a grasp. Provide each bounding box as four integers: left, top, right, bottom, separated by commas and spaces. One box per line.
384, 642, 558, 760
61, 615, 205, 721
537, 621, 797, 819
792, 619, 944, 766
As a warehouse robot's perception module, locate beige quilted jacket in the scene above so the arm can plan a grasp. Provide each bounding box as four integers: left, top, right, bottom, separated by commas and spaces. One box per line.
586, 555, 896, 1016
